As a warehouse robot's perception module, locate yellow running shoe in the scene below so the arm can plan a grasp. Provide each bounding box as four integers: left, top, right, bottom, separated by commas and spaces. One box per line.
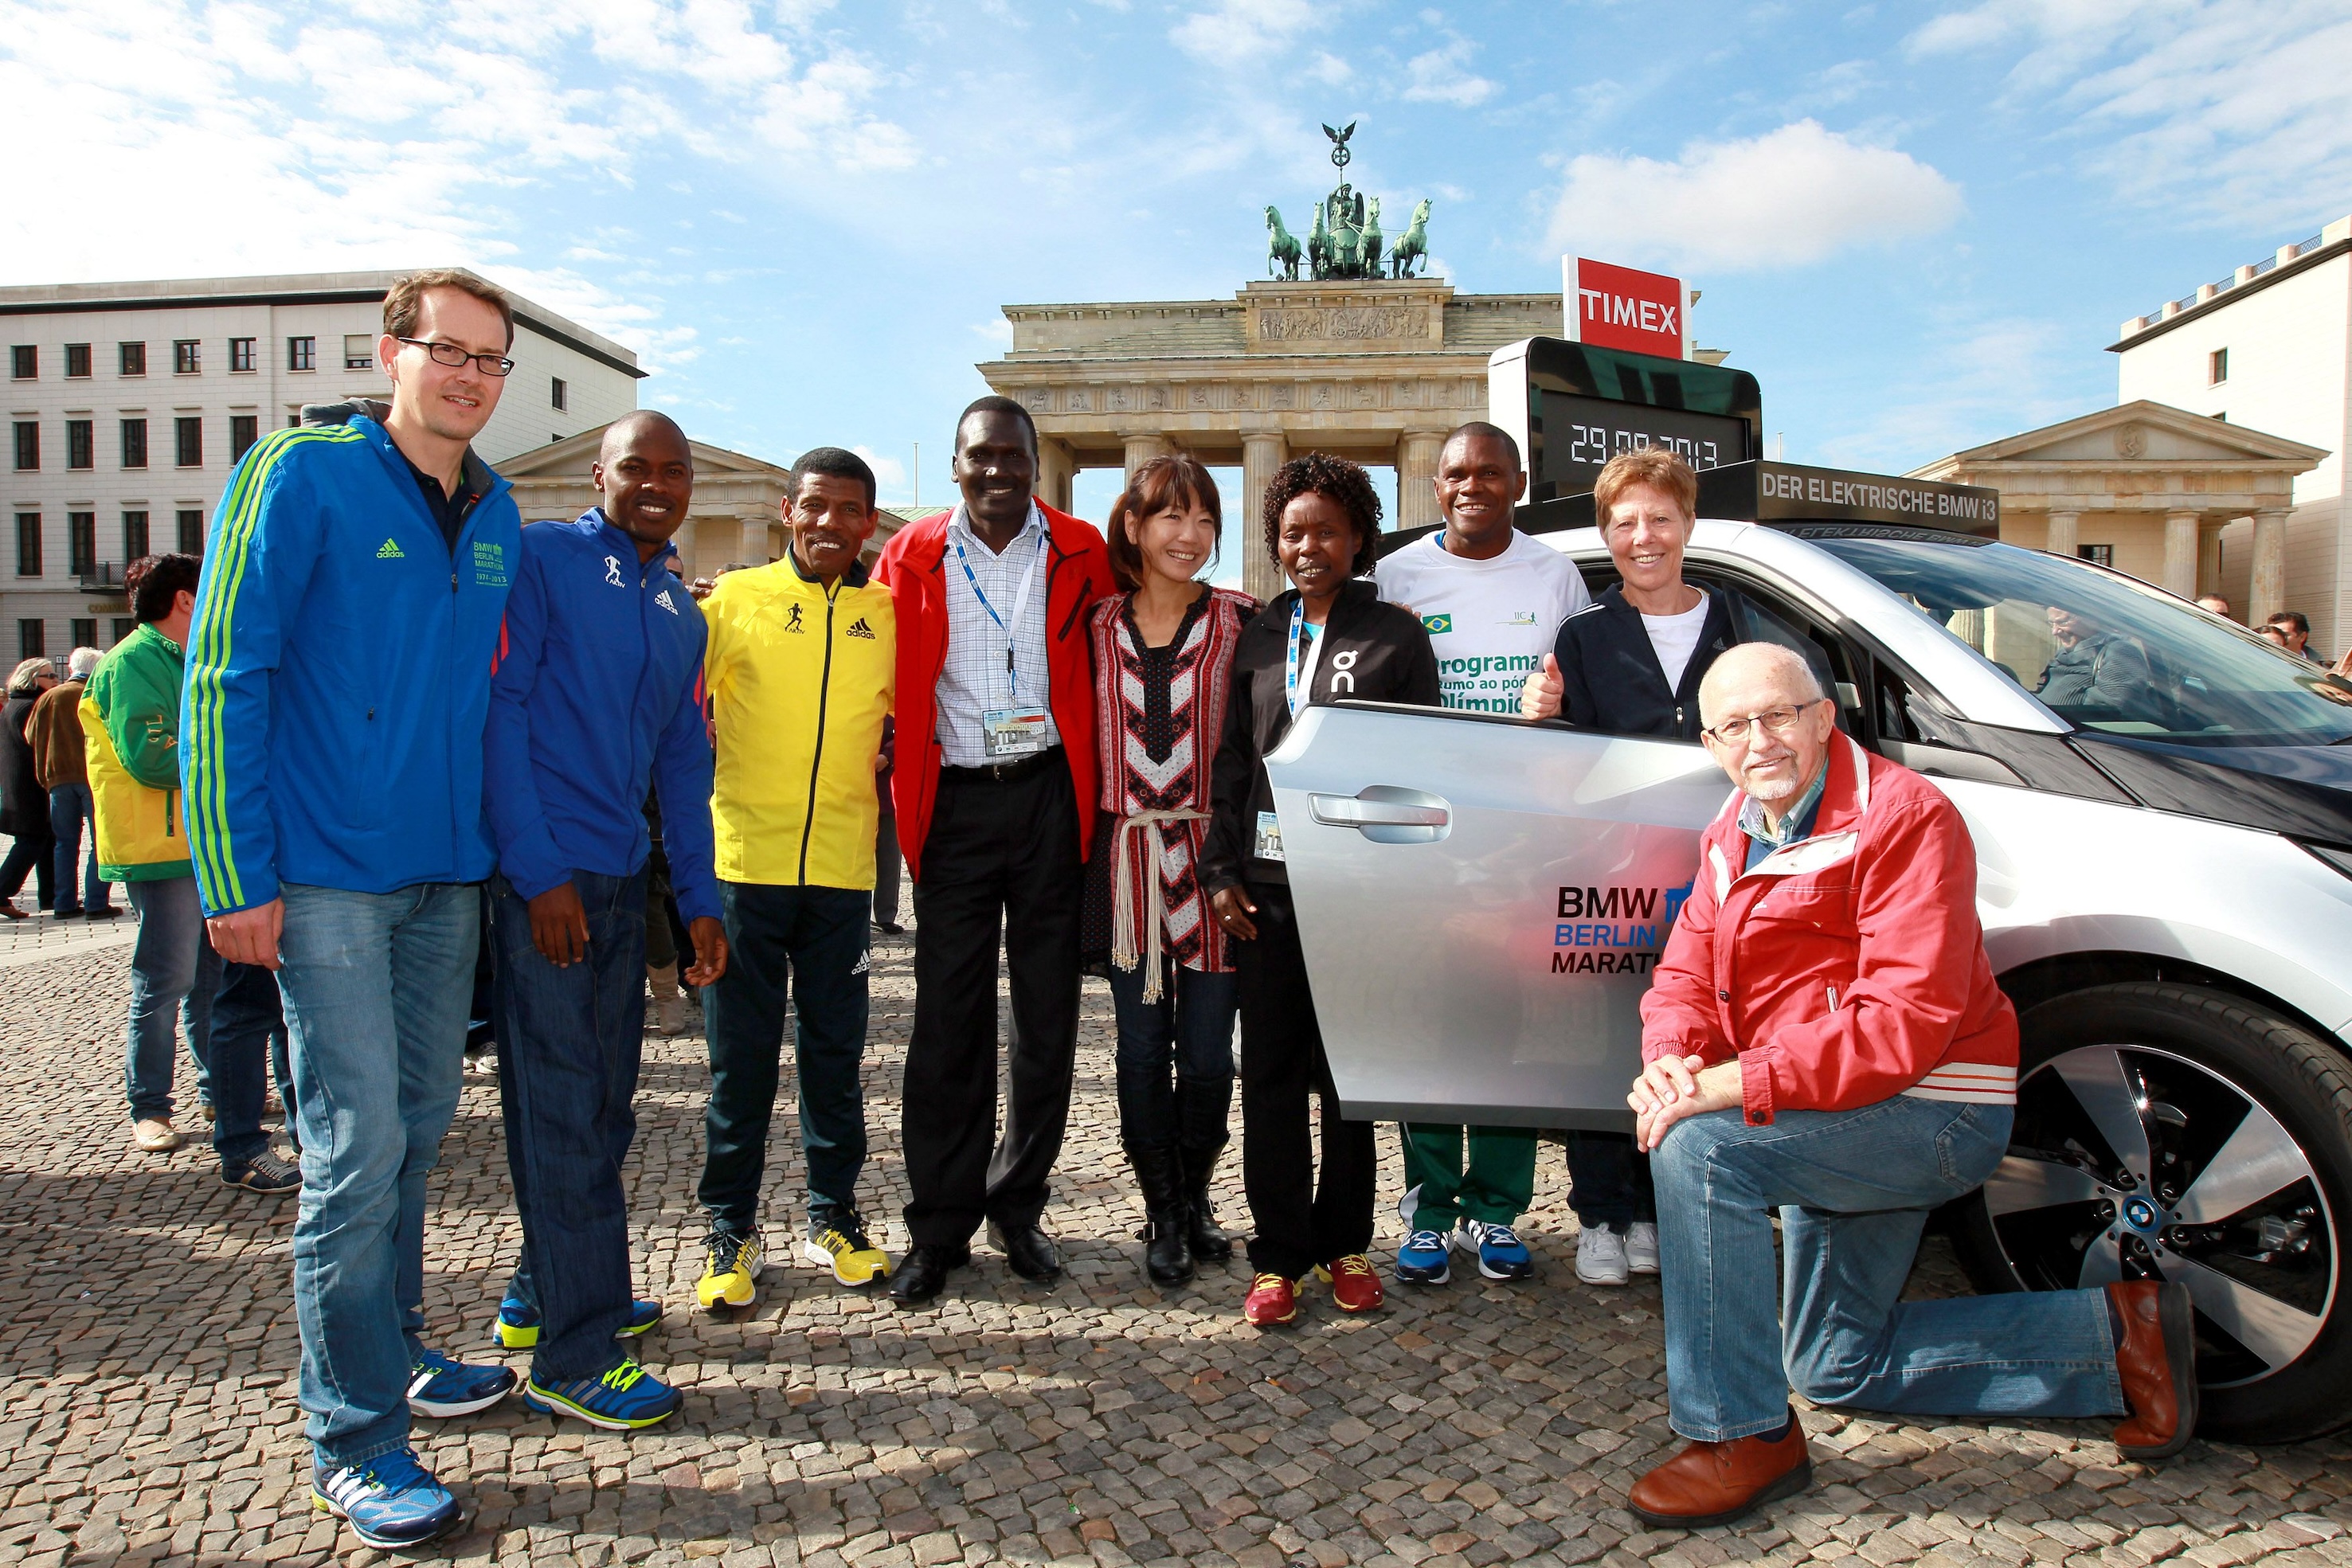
696, 1230, 762, 1311
804, 1210, 892, 1286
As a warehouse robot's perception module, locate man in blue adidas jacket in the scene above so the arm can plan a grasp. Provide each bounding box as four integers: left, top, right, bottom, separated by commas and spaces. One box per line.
482, 410, 728, 1431
181, 271, 525, 1552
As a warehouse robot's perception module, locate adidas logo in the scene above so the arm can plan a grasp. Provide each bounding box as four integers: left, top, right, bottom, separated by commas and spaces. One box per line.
845, 616, 875, 639
654, 588, 679, 615
375, 538, 405, 560
851, 950, 871, 976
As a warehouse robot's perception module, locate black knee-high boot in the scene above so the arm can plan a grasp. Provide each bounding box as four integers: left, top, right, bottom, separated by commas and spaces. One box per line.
1127, 1144, 1195, 1285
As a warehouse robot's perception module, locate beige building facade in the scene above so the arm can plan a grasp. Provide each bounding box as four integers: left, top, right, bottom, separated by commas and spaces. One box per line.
978, 280, 1556, 600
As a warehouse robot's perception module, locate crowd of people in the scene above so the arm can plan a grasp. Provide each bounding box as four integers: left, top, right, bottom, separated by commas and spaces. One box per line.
3, 270, 2207, 1550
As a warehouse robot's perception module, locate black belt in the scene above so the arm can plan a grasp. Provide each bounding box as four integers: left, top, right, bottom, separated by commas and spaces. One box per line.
939, 745, 1063, 786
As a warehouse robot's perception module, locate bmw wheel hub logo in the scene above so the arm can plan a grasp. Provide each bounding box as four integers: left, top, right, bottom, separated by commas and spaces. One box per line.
2123, 1196, 2162, 1234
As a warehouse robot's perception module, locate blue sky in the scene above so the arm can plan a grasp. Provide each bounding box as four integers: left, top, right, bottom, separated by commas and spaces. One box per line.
8, 0, 2351, 539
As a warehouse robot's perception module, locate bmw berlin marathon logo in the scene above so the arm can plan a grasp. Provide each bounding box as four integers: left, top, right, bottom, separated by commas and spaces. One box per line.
1549, 882, 1692, 975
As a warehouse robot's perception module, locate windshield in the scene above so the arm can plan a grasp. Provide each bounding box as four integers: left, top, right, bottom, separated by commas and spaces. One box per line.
1812, 534, 2352, 747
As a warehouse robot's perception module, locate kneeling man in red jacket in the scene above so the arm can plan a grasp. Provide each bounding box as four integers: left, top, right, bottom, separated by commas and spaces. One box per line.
1622, 643, 2197, 1530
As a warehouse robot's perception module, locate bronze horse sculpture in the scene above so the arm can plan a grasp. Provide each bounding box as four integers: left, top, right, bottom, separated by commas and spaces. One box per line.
1265, 206, 1303, 281
1390, 198, 1432, 279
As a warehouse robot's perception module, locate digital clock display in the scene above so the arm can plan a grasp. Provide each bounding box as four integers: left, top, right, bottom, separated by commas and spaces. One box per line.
1540, 393, 1749, 500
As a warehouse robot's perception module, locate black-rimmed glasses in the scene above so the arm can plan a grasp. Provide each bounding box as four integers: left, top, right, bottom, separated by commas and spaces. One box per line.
1701, 704, 1812, 747
395, 338, 515, 377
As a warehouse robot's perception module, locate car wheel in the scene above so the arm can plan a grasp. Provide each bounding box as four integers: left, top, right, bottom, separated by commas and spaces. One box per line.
1949, 981, 2352, 1443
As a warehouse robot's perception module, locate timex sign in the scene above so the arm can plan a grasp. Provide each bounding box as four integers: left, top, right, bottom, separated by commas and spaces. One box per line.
1564, 257, 1686, 360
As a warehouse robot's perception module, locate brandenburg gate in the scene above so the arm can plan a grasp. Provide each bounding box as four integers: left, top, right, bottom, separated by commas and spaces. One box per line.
977, 280, 1554, 600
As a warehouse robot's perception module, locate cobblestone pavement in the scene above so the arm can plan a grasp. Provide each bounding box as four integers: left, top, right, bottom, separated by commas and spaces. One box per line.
4, 920, 2348, 1568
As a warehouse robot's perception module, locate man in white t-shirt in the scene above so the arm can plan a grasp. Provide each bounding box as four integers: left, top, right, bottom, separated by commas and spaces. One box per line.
1374, 422, 1589, 1288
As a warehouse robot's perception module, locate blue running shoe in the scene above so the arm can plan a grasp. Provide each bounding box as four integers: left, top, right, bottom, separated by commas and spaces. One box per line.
407, 1347, 518, 1417
1395, 1228, 1451, 1285
1458, 1218, 1536, 1281
311, 1448, 463, 1549
491, 1296, 664, 1349
523, 1357, 683, 1431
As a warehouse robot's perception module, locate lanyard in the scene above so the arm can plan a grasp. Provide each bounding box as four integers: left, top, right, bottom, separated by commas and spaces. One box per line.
1284, 597, 1316, 717
953, 524, 1047, 702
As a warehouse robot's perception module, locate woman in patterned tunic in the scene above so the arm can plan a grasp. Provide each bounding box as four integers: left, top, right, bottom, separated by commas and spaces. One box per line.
1088, 454, 1257, 1285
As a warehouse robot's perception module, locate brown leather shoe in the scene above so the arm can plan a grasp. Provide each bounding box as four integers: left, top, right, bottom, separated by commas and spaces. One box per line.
1628, 1414, 1812, 1529
2110, 1280, 2198, 1460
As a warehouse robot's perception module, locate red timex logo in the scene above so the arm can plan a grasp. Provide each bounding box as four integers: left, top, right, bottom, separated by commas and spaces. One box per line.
1567, 257, 1685, 359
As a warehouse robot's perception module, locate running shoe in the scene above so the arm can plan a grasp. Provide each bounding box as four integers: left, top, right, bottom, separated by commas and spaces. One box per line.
522, 1357, 683, 1431
1626, 1221, 1661, 1275
1458, 1219, 1536, 1281
1315, 1254, 1386, 1313
696, 1230, 763, 1311
1395, 1228, 1452, 1286
221, 1150, 301, 1195
1243, 1273, 1299, 1328
406, 1347, 517, 1417
1575, 1225, 1631, 1286
491, 1295, 663, 1350
311, 1449, 463, 1549
805, 1210, 891, 1286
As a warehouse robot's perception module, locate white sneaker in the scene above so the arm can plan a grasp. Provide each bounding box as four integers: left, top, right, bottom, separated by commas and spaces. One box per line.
1575, 1225, 1630, 1285
1626, 1222, 1660, 1275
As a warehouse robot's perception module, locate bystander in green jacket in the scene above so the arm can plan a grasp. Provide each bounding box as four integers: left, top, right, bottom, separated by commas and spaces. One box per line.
81, 624, 191, 882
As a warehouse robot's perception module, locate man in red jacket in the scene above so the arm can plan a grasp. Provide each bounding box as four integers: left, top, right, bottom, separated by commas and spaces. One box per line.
875, 396, 1113, 1305
1622, 643, 2198, 1530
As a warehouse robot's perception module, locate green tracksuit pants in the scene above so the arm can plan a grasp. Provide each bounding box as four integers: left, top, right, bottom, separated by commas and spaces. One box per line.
1398, 1123, 1537, 1230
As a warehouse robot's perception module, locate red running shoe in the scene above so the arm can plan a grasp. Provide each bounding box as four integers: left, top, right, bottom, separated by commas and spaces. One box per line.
1243, 1273, 1298, 1328
1317, 1254, 1385, 1313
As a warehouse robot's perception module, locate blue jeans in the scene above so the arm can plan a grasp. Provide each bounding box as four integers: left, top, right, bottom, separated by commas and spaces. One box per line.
123, 875, 219, 1123
1654, 1096, 2124, 1441
1106, 958, 1236, 1152
202, 961, 287, 1170
48, 784, 111, 915
277, 881, 478, 1470
490, 871, 647, 1381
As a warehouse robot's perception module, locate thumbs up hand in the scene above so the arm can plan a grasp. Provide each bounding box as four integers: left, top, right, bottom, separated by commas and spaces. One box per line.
1520, 651, 1564, 721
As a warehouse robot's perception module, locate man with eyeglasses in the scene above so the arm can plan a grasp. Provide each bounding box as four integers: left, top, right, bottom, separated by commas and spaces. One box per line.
181, 268, 525, 1551
1615, 642, 2197, 1531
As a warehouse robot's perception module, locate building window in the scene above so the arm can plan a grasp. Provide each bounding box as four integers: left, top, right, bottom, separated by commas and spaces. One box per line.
9, 346, 33, 380
2209, 347, 2229, 385
173, 339, 200, 375
229, 338, 256, 373
12, 421, 35, 471
550, 376, 567, 411
15, 514, 40, 578
230, 415, 259, 463
175, 416, 202, 468
177, 509, 205, 554
66, 420, 92, 471
343, 333, 374, 371
18, 620, 43, 660
68, 513, 95, 578
70, 617, 96, 650
120, 418, 147, 469
2078, 544, 2115, 567
285, 413, 300, 429
65, 344, 91, 379
119, 342, 147, 377
111, 616, 136, 646
288, 335, 315, 372
123, 510, 149, 561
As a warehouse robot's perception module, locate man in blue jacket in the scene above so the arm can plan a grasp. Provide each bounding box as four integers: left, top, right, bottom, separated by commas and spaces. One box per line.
182, 270, 525, 1551
483, 410, 727, 1430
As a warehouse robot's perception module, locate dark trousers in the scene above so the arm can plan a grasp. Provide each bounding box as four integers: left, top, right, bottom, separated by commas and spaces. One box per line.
491, 870, 647, 1382
49, 784, 110, 914
1565, 1129, 1657, 1230
874, 808, 902, 927
699, 881, 873, 1234
205, 961, 288, 1170
1106, 958, 1236, 1152
902, 760, 1082, 1248
1, 828, 54, 909
1236, 881, 1376, 1279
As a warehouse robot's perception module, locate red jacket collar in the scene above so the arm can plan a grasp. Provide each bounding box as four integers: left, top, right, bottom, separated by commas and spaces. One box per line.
895, 500, 1098, 575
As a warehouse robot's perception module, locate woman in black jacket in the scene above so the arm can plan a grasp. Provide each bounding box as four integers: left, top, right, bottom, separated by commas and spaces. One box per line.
1203, 454, 1439, 1328
0, 657, 58, 917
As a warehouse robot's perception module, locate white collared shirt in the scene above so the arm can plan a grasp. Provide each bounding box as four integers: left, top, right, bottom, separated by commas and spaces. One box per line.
936, 502, 1062, 767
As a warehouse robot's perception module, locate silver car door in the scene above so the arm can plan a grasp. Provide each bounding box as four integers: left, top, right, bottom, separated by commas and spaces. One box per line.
1266, 702, 1728, 1128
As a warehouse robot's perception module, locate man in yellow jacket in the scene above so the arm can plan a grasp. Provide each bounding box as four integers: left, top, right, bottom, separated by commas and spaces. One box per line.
695, 448, 897, 1309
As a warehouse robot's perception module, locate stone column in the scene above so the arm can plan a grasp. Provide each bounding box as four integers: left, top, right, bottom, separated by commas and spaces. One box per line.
2162, 509, 2201, 600
1241, 431, 1289, 604
738, 511, 773, 567
1123, 434, 1173, 494
1036, 436, 1077, 515
2044, 510, 2080, 560
1395, 429, 1447, 533
2249, 508, 2291, 627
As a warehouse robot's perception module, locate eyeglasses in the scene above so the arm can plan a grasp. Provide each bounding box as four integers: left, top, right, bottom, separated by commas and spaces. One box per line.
394, 338, 515, 377
1702, 704, 1814, 746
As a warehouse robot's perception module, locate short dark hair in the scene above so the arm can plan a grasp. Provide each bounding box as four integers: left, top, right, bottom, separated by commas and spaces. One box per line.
954, 394, 1038, 457
1443, 421, 1522, 473
127, 553, 202, 624
1107, 454, 1223, 592
790, 446, 878, 511
383, 268, 515, 350
2269, 610, 2311, 637
1262, 452, 1383, 576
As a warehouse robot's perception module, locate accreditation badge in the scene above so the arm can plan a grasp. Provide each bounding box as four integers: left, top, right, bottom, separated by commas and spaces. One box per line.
981, 704, 1050, 758
1254, 810, 1286, 862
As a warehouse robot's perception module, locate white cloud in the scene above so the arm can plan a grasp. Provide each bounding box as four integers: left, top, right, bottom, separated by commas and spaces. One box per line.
1170, 0, 1320, 62
851, 444, 909, 492
1399, 40, 1497, 107
967, 318, 1015, 348
1546, 120, 1963, 273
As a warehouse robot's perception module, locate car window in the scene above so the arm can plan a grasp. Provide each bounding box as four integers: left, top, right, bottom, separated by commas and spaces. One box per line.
1681, 565, 1864, 738
1813, 535, 2352, 748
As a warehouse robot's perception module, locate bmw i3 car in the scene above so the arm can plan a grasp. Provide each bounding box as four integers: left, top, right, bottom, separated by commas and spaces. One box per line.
1272, 513, 2352, 1443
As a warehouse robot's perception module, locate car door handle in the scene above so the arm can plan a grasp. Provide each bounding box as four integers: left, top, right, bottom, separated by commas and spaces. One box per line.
1309, 792, 1451, 828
